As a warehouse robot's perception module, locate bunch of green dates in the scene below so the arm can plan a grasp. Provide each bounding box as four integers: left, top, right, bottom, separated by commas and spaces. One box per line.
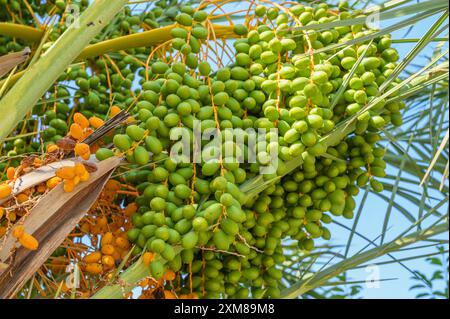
1, 0, 405, 299
93, 2, 406, 299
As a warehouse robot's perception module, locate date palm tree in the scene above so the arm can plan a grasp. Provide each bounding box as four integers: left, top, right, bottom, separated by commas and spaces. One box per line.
0, 0, 447, 299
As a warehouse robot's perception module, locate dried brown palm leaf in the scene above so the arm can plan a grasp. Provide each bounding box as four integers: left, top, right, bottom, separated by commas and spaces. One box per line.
0, 48, 31, 78
74, 109, 130, 150
0, 156, 122, 298
0, 158, 79, 206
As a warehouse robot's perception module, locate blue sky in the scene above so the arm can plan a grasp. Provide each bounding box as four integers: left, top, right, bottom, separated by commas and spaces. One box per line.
323, 7, 449, 298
